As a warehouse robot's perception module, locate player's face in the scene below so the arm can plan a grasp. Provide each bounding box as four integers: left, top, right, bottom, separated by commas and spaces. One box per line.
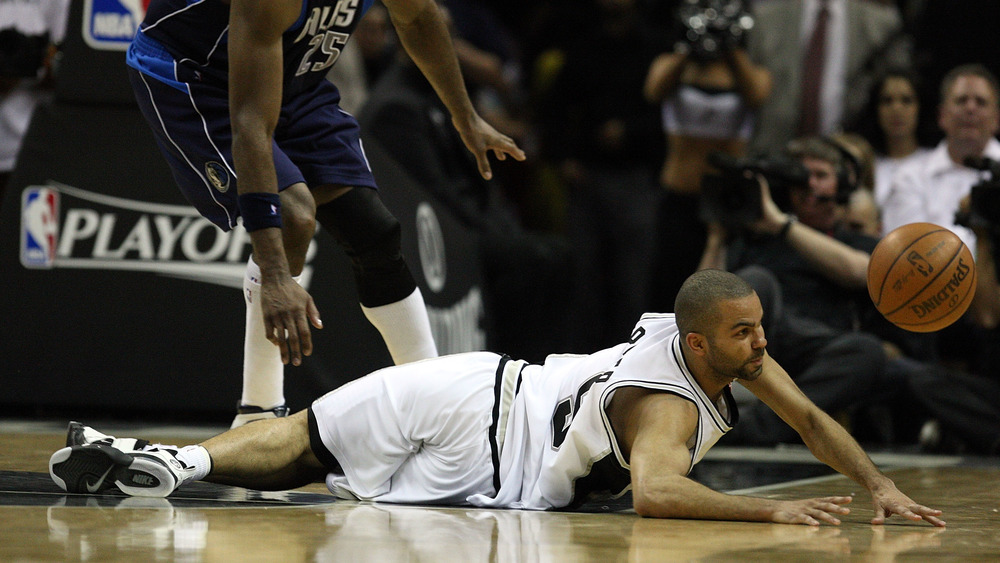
939, 75, 1000, 147
705, 295, 767, 381
878, 76, 920, 141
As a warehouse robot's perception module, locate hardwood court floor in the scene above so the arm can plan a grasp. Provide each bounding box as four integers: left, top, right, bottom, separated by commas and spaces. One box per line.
2, 419, 999, 562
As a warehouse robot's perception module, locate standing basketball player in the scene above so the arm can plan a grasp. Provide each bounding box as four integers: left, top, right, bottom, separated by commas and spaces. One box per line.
126, 0, 525, 426
51, 270, 944, 527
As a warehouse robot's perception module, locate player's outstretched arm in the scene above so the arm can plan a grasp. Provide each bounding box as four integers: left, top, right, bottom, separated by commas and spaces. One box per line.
741, 355, 946, 527
382, 0, 525, 180
621, 390, 851, 525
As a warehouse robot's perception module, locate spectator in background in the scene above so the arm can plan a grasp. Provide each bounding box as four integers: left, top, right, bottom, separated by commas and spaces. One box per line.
747, 0, 910, 155
882, 64, 1000, 256
0, 0, 70, 197
852, 68, 932, 218
643, 0, 772, 313
534, 0, 664, 353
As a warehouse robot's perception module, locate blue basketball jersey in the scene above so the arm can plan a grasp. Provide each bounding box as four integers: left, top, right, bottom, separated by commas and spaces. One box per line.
128, 0, 374, 98
124, 0, 380, 230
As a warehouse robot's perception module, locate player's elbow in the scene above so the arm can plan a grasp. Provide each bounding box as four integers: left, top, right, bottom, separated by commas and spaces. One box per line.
632, 493, 667, 518
630, 477, 685, 518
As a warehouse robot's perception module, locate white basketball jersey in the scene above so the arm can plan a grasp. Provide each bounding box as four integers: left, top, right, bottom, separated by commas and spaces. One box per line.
470, 313, 737, 510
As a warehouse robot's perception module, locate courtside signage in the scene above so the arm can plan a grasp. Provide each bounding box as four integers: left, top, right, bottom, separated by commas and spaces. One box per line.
19, 182, 316, 289
83, 0, 148, 51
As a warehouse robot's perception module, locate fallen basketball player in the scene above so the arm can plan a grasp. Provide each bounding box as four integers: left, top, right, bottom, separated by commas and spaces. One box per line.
49, 270, 945, 526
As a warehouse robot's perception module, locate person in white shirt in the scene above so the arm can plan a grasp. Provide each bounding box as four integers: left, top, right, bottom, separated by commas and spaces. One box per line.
853, 69, 932, 215
0, 0, 71, 194
882, 64, 1000, 253
49, 269, 944, 527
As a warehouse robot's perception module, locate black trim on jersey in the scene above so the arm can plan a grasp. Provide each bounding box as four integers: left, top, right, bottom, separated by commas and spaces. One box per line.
722, 385, 740, 427
564, 453, 633, 510
489, 355, 511, 494
307, 406, 342, 473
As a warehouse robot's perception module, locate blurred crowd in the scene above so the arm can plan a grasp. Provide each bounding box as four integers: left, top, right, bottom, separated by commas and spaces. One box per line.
4, 0, 1000, 454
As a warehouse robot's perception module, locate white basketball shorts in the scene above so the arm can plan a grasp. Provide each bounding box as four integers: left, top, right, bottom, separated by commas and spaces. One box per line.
309, 352, 507, 504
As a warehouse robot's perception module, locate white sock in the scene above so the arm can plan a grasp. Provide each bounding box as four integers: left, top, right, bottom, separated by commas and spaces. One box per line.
175, 445, 212, 483
362, 287, 438, 364
241, 256, 285, 409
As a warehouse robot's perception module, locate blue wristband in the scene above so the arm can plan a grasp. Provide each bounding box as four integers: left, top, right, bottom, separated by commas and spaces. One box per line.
239, 192, 282, 232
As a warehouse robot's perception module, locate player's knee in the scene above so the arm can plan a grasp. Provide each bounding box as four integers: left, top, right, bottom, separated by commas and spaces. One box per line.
316, 188, 416, 306
279, 185, 318, 242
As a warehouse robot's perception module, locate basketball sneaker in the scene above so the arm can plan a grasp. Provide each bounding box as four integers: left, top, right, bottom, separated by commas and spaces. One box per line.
65, 421, 150, 451
49, 444, 195, 498
230, 404, 290, 429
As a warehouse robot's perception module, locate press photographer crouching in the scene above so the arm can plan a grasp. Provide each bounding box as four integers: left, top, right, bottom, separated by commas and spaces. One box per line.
699, 137, 876, 331
699, 137, 909, 446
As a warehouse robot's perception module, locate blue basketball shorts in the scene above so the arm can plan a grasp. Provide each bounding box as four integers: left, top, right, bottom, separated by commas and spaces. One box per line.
128, 66, 377, 231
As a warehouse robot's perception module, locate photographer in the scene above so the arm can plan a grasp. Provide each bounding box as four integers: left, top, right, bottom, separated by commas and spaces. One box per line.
960, 160, 1000, 330
645, 0, 771, 313
700, 137, 874, 328
698, 137, 898, 445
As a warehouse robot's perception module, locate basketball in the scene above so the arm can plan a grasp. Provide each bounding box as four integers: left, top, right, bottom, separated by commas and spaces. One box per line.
867, 222, 976, 332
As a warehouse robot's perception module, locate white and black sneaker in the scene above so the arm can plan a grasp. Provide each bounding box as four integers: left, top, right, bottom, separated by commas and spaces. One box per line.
50, 444, 195, 498
65, 421, 149, 451
230, 404, 290, 429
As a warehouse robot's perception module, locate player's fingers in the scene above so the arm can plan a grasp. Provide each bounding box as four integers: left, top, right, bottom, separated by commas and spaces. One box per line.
476, 153, 493, 180
308, 298, 323, 330
894, 504, 933, 523
796, 514, 821, 526
264, 318, 280, 345
923, 513, 947, 527
275, 327, 291, 365
912, 504, 943, 516
296, 311, 314, 359
819, 502, 851, 515
871, 504, 887, 525
282, 313, 302, 366
810, 509, 842, 526
498, 138, 526, 161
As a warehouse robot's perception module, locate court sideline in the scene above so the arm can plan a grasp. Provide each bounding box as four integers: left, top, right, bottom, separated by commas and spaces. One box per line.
1, 419, 998, 561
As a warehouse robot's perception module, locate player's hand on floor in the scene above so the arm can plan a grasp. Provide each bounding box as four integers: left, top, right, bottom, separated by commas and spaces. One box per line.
261, 277, 322, 366
871, 487, 946, 527
770, 496, 853, 526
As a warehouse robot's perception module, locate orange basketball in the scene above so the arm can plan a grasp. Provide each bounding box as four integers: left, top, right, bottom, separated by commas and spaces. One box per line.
867, 222, 976, 332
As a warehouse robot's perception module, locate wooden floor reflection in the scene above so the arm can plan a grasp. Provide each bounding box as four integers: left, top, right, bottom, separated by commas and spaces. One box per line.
2, 422, 999, 562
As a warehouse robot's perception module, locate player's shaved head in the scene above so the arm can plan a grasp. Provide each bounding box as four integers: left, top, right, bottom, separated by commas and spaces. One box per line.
674, 270, 755, 338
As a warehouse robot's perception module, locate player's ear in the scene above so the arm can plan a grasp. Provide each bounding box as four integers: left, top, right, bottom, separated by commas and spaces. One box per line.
685, 332, 708, 356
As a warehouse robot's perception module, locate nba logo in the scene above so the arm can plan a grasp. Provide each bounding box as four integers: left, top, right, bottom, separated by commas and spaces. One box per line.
21, 187, 60, 269
83, 0, 149, 51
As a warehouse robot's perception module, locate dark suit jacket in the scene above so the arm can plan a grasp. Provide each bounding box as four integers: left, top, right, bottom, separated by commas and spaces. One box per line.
747, 0, 910, 154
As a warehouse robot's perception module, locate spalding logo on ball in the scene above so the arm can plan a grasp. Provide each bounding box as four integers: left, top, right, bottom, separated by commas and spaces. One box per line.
867, 222, 976, 333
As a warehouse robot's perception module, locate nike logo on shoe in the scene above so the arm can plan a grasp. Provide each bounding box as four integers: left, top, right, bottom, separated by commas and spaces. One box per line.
86, 466, 114, 493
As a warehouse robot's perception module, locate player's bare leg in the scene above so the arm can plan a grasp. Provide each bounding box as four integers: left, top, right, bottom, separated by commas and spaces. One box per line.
206, 410, 326, 490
